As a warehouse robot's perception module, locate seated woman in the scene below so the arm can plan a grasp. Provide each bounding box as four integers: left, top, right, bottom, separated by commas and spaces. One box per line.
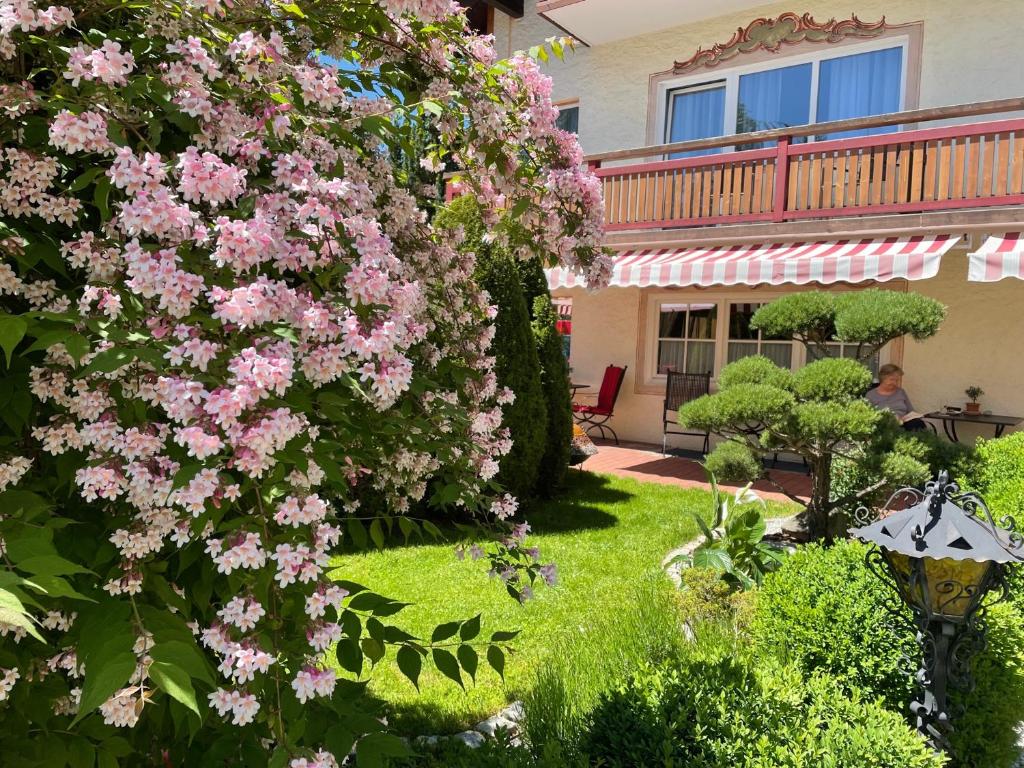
867, 364, 927, 431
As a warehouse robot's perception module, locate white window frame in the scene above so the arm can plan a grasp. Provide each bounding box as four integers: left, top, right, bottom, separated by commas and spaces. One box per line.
653, 301, 718, 377
642, 290, 894, 389
658, 36, 910, 148
724, 301, 799, 368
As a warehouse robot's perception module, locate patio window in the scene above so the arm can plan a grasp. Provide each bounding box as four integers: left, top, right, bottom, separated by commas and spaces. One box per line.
808, 342, 881, 378
664, 40, 905, 153
656, 302, 716, 375
726, 302, 794, 369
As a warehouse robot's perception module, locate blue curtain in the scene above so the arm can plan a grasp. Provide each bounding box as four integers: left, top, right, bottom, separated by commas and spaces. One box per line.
736, 63, 812, 148
668, 85, 725, 158
817, 47, 902, 139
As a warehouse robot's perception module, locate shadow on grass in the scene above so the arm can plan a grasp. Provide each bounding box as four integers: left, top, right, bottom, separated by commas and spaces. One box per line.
357, 686, 497, 737
336, 469, 633, 556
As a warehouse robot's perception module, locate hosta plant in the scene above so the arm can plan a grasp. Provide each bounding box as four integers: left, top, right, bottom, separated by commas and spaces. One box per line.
672, 469, 785, 590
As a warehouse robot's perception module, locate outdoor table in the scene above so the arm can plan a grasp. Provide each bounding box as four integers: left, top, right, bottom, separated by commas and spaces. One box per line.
570, 382, 590, 399
924, 411, 1023, 442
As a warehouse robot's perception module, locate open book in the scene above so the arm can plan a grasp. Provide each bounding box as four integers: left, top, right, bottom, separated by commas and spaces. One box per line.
901, 411, 925, 423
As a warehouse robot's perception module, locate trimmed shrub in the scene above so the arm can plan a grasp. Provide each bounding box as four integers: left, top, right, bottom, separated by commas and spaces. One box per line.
581, 629, 942, 768
959, 431, 1024, 520
674, 566, 755, 631
435, 197, 547, 499
518, 258, 551, 320
753, 540, 917, 712
532, 294, 573, 495
753, 540, 1024, 768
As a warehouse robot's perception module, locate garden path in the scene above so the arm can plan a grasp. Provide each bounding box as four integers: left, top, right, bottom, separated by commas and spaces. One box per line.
580, 441, 811, 504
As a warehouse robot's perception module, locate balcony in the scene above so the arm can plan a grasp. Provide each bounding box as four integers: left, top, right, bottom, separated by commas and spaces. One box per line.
587, 99, 1024, 238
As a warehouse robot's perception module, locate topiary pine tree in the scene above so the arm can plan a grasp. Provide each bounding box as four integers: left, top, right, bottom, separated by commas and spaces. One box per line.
532, 294, 573, 495
436, 196, 548, 499
679, 289, 947, 541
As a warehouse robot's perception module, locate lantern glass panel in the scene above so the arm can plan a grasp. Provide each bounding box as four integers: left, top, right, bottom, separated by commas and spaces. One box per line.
887, 552, 992, 621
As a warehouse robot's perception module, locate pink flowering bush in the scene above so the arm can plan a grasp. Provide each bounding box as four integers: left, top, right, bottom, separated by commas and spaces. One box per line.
0, 0, 608, 764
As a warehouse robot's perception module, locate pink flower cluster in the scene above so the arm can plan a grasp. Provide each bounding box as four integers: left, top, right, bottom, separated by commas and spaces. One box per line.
65, 40, 135, 87
48, 110, 111, 154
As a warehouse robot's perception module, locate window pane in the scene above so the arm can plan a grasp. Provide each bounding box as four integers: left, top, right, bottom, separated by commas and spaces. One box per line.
555, 105, 579, 134
817, 47, 902, 140
658, 304, 688, 338
728, 303, 760, 340
668, 84, 725, 158
761, 342, 793, 369
657, 340, 685, 373
736, 63, 811, 148
727, 341, 759, 363
686, 341, 715, 374
686, 303, 717, 340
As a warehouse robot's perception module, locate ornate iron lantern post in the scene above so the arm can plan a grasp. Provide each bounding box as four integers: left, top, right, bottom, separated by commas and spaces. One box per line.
849, 471, 1023, 752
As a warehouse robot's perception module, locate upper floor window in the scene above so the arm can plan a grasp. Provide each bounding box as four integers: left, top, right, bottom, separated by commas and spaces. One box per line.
664, 40, 906, 153
555, 103, 579, 134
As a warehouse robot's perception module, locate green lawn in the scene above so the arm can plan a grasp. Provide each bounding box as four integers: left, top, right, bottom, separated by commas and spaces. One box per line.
330, 471, 795, 735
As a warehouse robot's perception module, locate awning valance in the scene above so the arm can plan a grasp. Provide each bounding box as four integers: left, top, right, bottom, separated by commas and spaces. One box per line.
547, 235, 961, 290
968, 233, 1024, 282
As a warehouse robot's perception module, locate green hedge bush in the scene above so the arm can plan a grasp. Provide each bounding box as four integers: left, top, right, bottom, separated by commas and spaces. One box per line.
581, 630, 942, 768
435, 197, 547, 499
959, 431, 1024, 520
753, 540, 918, 712
753, 540, 1024, 768
531, 294, 572, 496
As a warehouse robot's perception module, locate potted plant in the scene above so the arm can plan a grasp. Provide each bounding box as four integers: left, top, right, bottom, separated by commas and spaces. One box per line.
965, 385, 985, 414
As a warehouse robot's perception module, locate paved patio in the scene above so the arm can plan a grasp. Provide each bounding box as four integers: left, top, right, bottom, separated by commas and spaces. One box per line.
579, 440, 812, 504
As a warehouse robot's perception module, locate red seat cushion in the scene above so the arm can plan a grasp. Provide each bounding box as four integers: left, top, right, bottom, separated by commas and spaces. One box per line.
596, 366, 625, 411
573, 404, 611, 415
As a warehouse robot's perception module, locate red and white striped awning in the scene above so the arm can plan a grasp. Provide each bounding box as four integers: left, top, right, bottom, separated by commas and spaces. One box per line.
547, 235, 961, 289
968, 233, 1024, 282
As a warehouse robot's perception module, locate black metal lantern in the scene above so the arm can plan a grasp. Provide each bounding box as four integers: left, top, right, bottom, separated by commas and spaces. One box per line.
849, 471, 1023, 752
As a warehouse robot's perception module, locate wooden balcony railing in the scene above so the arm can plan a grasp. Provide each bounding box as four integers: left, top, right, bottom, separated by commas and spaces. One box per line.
586, 99, 1024, 231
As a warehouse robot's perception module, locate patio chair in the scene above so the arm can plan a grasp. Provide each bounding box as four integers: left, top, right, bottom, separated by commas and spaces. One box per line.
573, 364, 627, 444
662, 370, 711, 456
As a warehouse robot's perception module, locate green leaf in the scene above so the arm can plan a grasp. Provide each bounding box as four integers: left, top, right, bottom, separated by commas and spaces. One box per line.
93, 175, 112, 221
360, 637, 384, 666
459, 614, 481, 641
431, 621, 459, 643
0, 315, 27, 365
149, 660, 200, 718
68, 166, 105, 192
432, 648, 463, 689
396, 645, 421, 690
74, 651, 136, 725
336, 638, 363, 676
368, 518, 384, 550
0, 587, 43, 641
486, 645, 505, 681
691, 546, 734, 574
489, 630, 520, 642
457, 644, 478, 682
150, 640, 215, 686
16, 554, 93, 577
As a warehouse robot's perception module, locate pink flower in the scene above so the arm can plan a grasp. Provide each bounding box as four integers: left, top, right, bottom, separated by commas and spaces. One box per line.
48, 110, 110, 154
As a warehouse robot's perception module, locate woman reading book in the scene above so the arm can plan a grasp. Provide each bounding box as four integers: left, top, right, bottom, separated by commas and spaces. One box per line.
866, 364, 927, 431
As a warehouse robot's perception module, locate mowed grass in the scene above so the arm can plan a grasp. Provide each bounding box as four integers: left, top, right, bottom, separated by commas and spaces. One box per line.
330, 470, 796, 735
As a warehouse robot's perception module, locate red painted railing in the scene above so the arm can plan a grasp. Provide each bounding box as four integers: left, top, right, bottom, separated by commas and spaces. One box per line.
586, 99, 1024, 232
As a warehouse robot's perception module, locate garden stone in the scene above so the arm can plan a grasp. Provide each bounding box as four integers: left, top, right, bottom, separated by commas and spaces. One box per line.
475, 714, 516, 736
502, 701, 525, 722
454, 730, 486, 748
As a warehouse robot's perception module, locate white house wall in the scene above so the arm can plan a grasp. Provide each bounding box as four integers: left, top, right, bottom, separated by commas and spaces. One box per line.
494, 0, 1024, 156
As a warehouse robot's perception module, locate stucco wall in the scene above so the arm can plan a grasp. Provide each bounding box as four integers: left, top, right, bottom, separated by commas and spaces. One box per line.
493, 0, 1024, 156
559, 252, 1024, 448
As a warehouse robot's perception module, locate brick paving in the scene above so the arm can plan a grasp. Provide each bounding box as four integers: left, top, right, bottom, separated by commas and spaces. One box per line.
579, 440, 811, 504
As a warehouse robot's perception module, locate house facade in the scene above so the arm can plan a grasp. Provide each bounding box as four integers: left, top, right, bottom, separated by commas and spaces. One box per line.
478, 0, 1024, 448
